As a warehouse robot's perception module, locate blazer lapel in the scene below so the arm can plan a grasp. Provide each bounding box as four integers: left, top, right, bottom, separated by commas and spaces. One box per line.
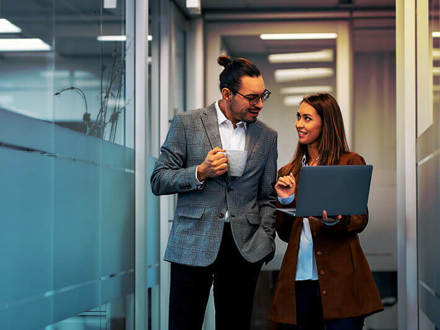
200, 103, 223, 149
200, 103, 229, 185
244, 121, 259, 160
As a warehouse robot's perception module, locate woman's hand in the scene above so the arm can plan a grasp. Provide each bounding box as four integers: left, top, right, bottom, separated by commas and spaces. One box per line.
275, 173, 296, 198
310, 210, 342, 225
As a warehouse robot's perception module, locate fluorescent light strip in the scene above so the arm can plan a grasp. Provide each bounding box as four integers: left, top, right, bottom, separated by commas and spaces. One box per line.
186, 0, 200, 8
274, 68, 334, 83
261, 33, 337, 40
433, 67, 440, 75
432, 32, 440, 38
280, 86, 333, 95
0, 18, 21, 33
268, 49, 333, 63
97, 35, 152, 42
433, 48, 440, 59
97, 35, 127, 42
103, 0, 117, 9
284, 96, 304, 107
0, 38, 50, 52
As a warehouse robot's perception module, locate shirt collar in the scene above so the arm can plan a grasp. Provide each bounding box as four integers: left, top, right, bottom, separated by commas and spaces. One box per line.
215, 100, 246, 129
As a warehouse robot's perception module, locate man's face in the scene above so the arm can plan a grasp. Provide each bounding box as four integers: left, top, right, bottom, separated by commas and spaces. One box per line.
229, 75, 266, 124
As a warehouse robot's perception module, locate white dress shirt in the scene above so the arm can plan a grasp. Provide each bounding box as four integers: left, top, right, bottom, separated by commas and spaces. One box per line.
215, 100, 246, 151
195, 101, 246, 222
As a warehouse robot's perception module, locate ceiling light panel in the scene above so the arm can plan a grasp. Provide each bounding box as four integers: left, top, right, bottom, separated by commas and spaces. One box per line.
274, 68, 334, 83
268, 49, 333, 63
0, 38, 50, 52
0, 19, 21, 33
97, 35, 127, 42
261, 33, 337, 40
284, 96, 304, 107
186, 0, 201, 14
280, 86, 334, 95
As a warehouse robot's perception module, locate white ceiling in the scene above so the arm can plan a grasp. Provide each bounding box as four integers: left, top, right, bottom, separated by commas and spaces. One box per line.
223, 35, 336, 55
201, 0, 395, 10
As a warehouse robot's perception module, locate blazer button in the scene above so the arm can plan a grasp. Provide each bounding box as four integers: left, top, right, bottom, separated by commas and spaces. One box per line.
319, 269, 326, 276
322, 289, 327, 295
219, 213, 224, 218
316, 251, 323, 256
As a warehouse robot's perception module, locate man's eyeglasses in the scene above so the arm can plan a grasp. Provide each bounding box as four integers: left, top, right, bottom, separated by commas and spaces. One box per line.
233, 89, 271, 106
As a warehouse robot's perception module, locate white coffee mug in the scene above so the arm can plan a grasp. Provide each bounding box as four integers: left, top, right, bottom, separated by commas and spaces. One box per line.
226, 150, 248, 177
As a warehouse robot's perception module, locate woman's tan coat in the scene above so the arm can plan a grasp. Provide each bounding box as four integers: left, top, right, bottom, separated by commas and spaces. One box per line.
270, 152, 383, 325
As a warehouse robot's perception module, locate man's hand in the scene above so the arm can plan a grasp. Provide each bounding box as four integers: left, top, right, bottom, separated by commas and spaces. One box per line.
275, 173, 296, 198
197, 147, 228, 181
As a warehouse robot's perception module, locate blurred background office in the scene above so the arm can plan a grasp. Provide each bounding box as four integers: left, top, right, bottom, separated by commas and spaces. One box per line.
0, 0, 437, 329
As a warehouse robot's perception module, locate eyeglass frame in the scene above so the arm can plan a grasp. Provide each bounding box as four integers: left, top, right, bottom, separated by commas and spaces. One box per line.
230, 88, 271, 106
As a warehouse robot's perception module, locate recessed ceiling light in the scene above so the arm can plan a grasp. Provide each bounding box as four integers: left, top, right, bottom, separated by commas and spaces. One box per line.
97, 35, 127, 42
0, 38, 50, 52
284, 96, 304, 107
186, 0, 201, 14
274, 68, 334, 82
0, 18, 21, 33
103, 0, 117, 9
268, 49, 333, 63
261, 33, 337, 40
280, 86, 333, 94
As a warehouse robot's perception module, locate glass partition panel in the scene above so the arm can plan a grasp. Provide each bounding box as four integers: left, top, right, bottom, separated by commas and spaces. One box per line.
417, 0, 440, 328
0, 0, 136, 329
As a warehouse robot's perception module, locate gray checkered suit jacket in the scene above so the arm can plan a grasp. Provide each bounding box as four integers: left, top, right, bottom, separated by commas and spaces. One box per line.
151, 103, 278, 266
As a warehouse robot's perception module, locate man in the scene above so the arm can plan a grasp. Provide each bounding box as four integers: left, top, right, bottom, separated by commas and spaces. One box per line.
151, 55, 278, 330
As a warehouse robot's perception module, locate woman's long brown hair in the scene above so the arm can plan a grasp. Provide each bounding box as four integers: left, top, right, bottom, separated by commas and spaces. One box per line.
280, 93, 350, 177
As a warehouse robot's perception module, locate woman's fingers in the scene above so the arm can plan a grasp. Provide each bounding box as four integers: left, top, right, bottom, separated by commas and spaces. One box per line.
277, 176, 294, 187
289, 173, 296, 183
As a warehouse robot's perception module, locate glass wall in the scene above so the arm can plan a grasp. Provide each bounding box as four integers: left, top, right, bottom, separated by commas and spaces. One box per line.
417, 0, 440, 328
0, 0, 136, 329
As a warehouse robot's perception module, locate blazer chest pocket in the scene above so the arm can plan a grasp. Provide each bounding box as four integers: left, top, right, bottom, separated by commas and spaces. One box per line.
176, 206, 205, 220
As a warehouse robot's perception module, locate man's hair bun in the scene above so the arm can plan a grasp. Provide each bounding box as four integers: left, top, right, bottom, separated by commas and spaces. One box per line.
217, 55, 232, 67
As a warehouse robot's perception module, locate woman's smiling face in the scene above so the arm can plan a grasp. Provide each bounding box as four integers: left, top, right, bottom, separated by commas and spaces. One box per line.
296, 101, 323, 146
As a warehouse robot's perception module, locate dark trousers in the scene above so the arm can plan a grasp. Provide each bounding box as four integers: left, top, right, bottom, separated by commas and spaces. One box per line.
169, 223, 263, 330
277, 280, 365, 330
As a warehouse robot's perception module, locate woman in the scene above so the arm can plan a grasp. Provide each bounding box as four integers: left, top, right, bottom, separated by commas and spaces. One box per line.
270, 93, 383, 330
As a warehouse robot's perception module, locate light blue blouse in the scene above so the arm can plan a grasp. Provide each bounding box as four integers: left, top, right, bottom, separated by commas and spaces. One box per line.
278, 155, 339, 281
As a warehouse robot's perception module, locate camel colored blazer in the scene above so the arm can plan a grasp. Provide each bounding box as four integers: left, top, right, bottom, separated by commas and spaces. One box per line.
270, 152, 383, 325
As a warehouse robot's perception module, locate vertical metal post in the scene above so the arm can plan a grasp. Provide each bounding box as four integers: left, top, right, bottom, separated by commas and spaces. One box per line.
396, 0, 418, 329
134, 0, 149, 329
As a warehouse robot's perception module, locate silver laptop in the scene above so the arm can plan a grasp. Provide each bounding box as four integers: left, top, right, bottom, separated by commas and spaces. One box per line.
278, 165, 372, 218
